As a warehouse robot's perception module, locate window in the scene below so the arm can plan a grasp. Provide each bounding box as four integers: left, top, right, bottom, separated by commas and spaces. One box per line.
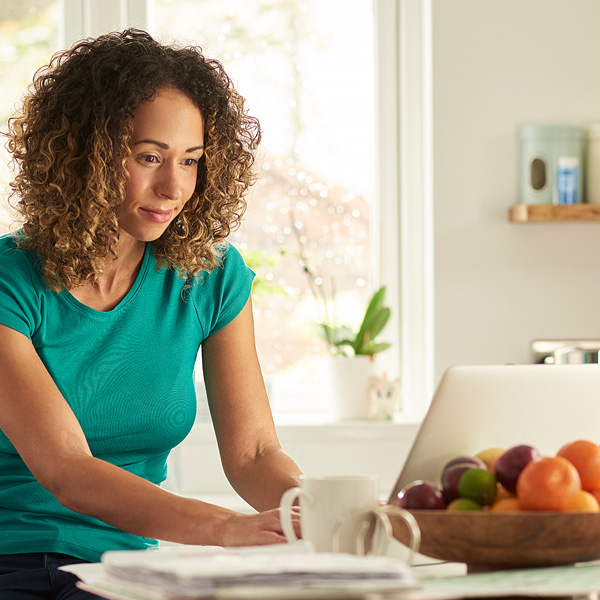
0, 0, 59, 235
151, 0, 398, 422
1, 0, 432, 422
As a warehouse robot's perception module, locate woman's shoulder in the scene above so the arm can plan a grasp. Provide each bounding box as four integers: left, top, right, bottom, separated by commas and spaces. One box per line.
152, 241, 248, 281
0, 230, 39, 267
203, 241, 251, 282
0, 231, 18, 251
0, 231, 38, 271
184, 241, 253, 292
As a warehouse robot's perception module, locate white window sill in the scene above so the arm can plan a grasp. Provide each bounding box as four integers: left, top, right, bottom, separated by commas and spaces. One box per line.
188, 419, 419, 439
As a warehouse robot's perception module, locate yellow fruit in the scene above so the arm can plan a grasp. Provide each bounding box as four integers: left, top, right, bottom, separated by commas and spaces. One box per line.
474, 447, 506, 471
447, 498, 482, 511
490, 497, 521, 511
563, 490, 600, 512
495, 485, 514, 501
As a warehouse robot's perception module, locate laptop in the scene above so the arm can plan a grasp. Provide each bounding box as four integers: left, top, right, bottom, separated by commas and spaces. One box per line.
388, 364, 600, 502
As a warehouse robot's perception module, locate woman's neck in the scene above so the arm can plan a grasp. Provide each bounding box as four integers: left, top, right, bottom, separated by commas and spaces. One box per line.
70, 236, 147, 312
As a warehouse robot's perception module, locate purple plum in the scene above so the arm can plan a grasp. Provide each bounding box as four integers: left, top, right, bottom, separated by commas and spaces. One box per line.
494, 444, 540, 494
442, 455, 486, 475
441, 462, 478, 503
397, 480, 446, 510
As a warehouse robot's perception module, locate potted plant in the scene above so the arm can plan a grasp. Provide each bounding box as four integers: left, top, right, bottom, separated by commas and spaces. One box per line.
316, 285, 391, 358
315, 286, 393, 420
290, 221, 394, 420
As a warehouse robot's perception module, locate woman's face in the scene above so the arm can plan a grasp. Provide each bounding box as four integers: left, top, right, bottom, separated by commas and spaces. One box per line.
117, 87, 205, 243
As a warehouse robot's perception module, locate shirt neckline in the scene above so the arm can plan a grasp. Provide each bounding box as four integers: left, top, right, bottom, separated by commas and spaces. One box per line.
60, 244, 152, 316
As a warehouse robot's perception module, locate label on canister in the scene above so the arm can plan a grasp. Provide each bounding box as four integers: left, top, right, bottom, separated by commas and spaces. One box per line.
557, 156, 579, 204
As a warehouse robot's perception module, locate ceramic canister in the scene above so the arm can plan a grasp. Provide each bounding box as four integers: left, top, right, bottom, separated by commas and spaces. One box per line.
520, 124, 584, 205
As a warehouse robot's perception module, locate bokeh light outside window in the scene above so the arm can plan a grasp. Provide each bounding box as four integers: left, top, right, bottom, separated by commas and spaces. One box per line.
0, 0, 59, 234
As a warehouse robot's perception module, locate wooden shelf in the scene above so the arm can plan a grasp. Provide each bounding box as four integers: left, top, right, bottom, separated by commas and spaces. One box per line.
509, 203, 600, 222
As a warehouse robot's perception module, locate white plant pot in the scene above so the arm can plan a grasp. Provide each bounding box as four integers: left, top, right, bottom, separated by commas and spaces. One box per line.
327, 355, 373, 421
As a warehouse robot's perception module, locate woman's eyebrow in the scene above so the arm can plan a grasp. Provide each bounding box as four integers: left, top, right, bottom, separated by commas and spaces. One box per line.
133, 139, 204, 152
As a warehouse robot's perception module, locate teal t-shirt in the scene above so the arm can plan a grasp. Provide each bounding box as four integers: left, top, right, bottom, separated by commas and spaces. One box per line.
0, 232, 254, 562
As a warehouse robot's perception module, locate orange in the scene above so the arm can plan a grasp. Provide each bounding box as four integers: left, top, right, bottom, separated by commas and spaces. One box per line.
563, 490, 600, 512
516, 456, 581, 511
556, 439, 600, 491
490, 497, 521, 512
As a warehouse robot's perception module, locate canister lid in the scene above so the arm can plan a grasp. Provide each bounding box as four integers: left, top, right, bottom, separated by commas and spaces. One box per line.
558, 156, 579, 168
520, 124, 584, 140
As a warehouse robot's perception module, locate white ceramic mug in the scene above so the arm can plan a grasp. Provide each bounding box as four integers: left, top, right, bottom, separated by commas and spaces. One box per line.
280, 475, 380, 554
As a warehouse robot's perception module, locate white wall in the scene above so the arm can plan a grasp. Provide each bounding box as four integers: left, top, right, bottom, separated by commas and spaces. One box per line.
432, 0, 600, 383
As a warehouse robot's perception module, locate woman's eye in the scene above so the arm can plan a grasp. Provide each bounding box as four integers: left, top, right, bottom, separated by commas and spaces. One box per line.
182, 158, 199, 167
141, 154, 159, 163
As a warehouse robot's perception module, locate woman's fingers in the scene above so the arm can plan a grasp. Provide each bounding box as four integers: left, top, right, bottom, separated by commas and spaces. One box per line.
221, 507, 303, 547
287, 506, 302, 538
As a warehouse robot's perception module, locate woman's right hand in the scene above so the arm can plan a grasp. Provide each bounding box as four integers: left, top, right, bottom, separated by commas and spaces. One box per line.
220, 506, 301, 547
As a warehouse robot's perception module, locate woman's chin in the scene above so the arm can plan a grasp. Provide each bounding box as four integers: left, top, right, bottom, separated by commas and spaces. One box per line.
118, 223, 171, 245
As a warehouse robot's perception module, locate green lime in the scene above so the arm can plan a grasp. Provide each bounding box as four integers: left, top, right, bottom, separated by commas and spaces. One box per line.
446, 498, 482, 511
458, 468, 497, 505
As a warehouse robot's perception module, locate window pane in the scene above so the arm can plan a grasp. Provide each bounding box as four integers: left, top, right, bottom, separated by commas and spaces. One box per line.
0, 1, 59, 234
153, 0, 376, 421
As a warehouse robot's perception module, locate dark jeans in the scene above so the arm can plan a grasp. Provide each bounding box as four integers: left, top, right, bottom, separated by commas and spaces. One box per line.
0, 553, 103, 599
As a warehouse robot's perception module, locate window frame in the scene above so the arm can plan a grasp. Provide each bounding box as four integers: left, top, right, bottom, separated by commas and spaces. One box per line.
60, 0, 434, 421
397, 0, 434, 420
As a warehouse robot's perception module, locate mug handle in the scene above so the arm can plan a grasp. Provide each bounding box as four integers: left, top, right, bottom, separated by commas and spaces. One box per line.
357, 505, 421, 562
280, 487, 311, 542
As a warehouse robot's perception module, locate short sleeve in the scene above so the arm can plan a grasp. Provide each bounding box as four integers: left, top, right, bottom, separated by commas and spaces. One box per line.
0, 238, 42, 339
193, 243, 255, 338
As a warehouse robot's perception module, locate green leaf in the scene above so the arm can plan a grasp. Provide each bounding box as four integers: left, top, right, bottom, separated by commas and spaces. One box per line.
365, 306, 391, 341
316, 323, 337, 346
354, 286, 387, 352
356, 342, 392, 356
316, 323, 353, 347
316, 286, 391, 357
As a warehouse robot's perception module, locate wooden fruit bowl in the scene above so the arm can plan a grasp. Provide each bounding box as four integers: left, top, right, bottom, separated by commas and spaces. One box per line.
389, 510, 600, 571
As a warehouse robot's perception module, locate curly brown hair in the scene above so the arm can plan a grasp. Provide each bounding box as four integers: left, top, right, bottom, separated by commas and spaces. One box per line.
6, 28, 261, 291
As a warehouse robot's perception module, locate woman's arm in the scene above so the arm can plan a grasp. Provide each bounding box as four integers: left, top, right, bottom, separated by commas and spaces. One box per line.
0, 322, 295, 546
202, 297, 303, 511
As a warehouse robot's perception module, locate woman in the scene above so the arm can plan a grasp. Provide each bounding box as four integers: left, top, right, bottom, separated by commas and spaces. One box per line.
0, 29, 302, 598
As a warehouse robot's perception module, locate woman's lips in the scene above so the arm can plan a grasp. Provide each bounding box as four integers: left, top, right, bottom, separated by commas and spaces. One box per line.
140, 207, 174, 223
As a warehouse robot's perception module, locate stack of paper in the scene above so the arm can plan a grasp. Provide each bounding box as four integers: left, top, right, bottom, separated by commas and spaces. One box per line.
62, 541, 417, 599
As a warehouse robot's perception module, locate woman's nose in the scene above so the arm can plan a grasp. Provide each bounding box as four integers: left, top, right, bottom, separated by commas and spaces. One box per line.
155, 163, 183, 201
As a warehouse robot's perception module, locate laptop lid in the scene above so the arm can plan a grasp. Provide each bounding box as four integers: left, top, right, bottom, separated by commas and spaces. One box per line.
388, 364, 600, 503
